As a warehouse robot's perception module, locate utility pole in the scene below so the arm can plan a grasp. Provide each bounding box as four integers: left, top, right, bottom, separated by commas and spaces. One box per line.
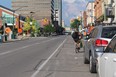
12, 10, 15, 39
80, 11, 83, 29
60, 0, 62, 26
103, 0, 107, 21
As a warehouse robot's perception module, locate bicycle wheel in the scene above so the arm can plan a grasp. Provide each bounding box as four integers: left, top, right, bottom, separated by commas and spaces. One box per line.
75, 43, 80, 53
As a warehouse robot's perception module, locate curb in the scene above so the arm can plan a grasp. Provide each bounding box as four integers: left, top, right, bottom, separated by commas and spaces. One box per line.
3, 37, 30, 43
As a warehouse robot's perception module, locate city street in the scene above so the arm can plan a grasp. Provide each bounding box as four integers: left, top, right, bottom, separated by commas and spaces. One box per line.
0, 0, 116, 77
0, 35, 96, 77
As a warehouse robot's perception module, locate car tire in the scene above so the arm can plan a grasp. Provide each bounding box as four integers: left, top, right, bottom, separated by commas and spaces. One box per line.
83, 46, 89, 64
89, 55, 96, 73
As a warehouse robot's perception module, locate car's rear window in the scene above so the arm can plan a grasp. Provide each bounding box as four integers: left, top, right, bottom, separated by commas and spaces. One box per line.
101, 27, 116, 38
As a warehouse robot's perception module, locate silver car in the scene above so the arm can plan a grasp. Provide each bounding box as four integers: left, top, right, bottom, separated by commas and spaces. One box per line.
97, 34, 116, 77
84, 25, 116, 73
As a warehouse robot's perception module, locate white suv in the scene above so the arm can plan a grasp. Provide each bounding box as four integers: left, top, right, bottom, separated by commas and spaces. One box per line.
97, 34, 116, 77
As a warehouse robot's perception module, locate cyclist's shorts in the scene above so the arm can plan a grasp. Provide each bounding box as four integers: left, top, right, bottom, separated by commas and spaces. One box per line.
74, 39, 80, 43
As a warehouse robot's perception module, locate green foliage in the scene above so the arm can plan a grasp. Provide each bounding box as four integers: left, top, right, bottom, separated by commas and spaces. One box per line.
70, 19, 80, 29
44, 24, 55, 33
23, 23, 31, 32
23, 17, 31, 32
23, 17, 40, 36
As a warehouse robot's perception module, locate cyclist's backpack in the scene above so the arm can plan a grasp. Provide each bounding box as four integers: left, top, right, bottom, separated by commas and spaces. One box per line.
71, 32, 76, 39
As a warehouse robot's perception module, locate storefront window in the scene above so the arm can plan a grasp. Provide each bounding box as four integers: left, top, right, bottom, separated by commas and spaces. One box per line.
2, 12, 15, 25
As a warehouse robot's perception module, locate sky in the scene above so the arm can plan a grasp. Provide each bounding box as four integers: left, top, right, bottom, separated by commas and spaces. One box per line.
0, 0, 94, 26
62, 0, 94, 26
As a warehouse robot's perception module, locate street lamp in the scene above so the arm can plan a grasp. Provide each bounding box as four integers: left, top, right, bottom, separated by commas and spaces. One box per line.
104, 2, 107, 21
80, 11, 84, 30
80, 11, 83, 26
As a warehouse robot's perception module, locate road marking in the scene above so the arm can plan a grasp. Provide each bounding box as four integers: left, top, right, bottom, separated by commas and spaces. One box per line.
31, 38, 67, 77
0, 37, 61, 56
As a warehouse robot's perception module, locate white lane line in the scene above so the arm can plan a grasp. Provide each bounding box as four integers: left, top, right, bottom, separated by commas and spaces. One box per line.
0, 37, 61, 56
31, 38, 67, 77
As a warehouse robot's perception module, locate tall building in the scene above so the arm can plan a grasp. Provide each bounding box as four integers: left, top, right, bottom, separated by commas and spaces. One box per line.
54, 0, 62, 26
12, 0, 54, 24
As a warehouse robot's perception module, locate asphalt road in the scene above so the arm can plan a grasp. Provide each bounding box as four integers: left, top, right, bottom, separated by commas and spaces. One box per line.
0, 35, 96, 77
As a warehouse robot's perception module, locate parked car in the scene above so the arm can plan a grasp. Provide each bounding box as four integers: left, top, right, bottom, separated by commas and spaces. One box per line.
97, 34, 116, 77
83, 25, 116, 73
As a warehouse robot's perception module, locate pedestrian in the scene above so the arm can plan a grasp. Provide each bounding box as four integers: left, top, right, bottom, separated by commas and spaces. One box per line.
87, 24, 94, 34
71, 30, 82, 53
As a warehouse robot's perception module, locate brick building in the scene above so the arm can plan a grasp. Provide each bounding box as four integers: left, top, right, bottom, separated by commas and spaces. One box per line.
94, 0, 103, 24
86, 1, 95, 26
0, 5, 25, 39
83, 11, 87, 27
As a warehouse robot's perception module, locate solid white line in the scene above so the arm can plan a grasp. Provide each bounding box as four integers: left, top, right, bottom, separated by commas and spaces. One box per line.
0, 37, 60, 56
31, 38, 67, 77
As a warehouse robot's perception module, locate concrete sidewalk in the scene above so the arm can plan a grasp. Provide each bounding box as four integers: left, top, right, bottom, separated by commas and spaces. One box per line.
35, 36, 96, 77
4, 36, 30, 43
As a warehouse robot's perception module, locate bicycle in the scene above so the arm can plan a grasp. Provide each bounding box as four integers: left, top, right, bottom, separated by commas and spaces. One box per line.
75, 40, 81, 53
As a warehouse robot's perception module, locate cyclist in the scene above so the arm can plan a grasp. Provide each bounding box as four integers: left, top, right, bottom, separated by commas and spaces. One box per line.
71, 30, 82, 53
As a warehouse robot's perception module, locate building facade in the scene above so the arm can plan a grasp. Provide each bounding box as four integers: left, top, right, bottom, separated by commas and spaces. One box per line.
83, 11, 87, 27
94, 0, 114, 24
0, 5, 24, 40
54, 0, 62, 26
113, 0, 116, 23
86, 1, 95, 26
12, 0, 54, 24
94, 0, 103, 23
110, 0, 115, 23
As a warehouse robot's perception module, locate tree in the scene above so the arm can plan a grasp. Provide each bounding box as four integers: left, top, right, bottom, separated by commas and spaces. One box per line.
31, 20, 40, 37
56, 26, 65, 35
23, 16, 40, 36
70, 19, 80, 30
44, 24, 55, 36
23, 16, 31, 34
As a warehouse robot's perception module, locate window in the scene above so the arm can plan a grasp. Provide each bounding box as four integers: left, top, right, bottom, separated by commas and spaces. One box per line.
2, 12, 15, 25
113, 45, 116, 53
105, 36, 116, 53
102, 27, 116, 38
91, 28, 98, 38
92, 28, 98, 38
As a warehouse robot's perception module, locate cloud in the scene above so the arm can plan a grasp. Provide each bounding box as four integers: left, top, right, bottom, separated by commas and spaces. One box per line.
63, 0, 88, 4
63, 0, 76, 3
62, 0, 93, 26
63, 1, 87, 16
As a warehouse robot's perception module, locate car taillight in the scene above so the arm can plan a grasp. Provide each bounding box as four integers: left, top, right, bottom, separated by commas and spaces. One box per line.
95, 39, 108, 47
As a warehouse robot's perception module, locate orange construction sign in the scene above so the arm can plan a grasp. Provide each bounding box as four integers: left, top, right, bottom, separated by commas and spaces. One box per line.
5, 27, 11, 34
18, 28, 23, 33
